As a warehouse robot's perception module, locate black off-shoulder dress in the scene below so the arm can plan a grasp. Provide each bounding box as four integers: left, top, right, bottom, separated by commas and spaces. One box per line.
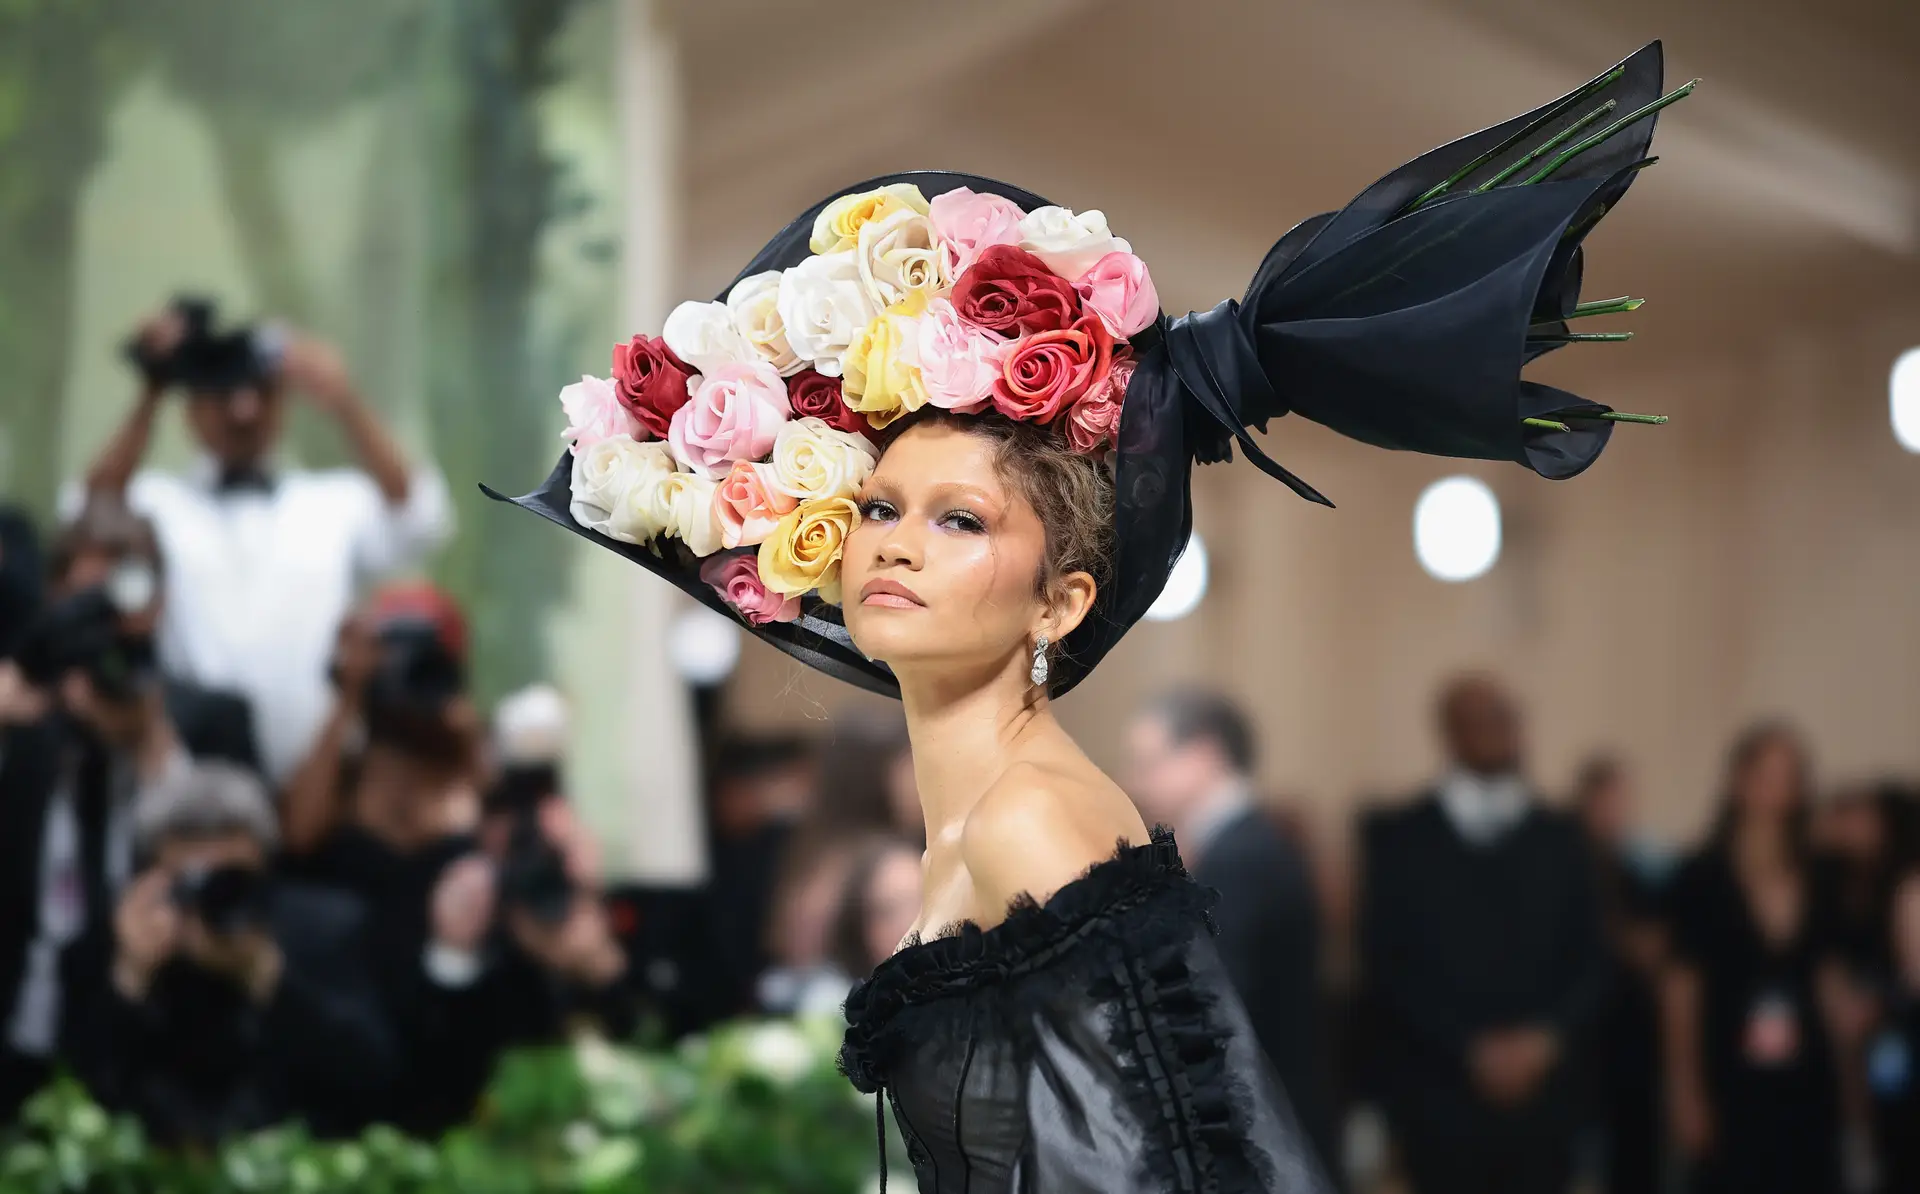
839, 828, 1333, 1194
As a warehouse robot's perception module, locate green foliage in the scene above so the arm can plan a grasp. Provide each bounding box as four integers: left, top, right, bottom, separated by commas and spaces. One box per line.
0, 1018, 890, 1194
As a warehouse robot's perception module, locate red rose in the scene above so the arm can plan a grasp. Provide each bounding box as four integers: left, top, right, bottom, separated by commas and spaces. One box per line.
991, 315, 1114, 424
951, 245, 1080, 338
611, 334, 695, 439
785, 368, 870, 437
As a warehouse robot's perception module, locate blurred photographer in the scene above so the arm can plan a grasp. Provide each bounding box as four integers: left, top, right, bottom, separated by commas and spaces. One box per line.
0, 503, 257, 1120
71, 762, 395, 1146
402, 685, 636, 1135
76, 297, 453, 781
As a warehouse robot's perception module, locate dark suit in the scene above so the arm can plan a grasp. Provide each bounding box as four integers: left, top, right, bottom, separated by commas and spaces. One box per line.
69, 882, 396, 1144
1360, 795, 1607, 1194
162, 678, 262, 779
1194, 806, 1337, 1182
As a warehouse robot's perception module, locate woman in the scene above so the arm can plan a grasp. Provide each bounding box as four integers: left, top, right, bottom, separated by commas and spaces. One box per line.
496, 42, 1686, 1194
827, 835, 925, 981
1661, 724, 1842, 1194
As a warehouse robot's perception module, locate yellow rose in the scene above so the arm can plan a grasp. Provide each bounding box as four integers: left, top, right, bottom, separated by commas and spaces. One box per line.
841, 294, 929, 430
758, 496, 861, 602
809, 183, 931, 254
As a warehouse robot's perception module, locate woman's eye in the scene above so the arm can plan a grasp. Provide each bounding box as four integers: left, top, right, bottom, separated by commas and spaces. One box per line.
940, 510, 987, 533
858, 498, 898, 522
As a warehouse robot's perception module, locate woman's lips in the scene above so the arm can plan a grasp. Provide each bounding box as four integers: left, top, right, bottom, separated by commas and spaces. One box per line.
860, 578, 924, 608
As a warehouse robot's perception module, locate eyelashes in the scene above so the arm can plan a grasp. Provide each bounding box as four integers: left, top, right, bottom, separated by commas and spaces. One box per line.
855, 499, 986, 534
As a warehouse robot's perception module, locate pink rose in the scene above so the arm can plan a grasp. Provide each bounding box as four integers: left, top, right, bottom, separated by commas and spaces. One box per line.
667, 362, 792, 479
929, 187, 1025, 280
559, 375, 638, 452
1065, 352, 1133, 454
715, 458, 799, 548
1074, 251, 1160, 339
700, 551, 802, 626
990, 315, 1114, 424
915, 298, 997, 412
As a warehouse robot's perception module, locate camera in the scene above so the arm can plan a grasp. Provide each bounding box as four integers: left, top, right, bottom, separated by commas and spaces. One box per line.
170, 864, 270, 936
125, 296, 286, 393
11, 559, 159, 703
487, 685, 573, 926
361, 616, 466, 727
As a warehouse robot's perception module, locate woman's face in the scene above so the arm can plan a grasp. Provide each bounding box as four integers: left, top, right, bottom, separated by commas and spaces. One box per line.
842, 422, 1053, 676
1736, 738, 1803, 822
862, 847, 924, 966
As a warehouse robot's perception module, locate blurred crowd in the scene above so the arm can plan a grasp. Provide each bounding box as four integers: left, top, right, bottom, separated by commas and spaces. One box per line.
2, 304, 1918, 1194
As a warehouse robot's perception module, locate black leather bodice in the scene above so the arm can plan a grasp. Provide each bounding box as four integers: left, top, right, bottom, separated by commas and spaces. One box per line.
839, 828, 1331, 1194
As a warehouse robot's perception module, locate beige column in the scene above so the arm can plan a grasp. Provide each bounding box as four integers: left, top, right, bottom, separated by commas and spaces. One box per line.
600, 0, 704, 883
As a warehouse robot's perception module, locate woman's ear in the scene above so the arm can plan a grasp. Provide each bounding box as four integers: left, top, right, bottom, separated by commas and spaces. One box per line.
1040, 570, 1098, 643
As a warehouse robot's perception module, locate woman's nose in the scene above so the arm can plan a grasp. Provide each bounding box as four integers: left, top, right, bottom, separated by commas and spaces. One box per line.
875, 523, 922, 569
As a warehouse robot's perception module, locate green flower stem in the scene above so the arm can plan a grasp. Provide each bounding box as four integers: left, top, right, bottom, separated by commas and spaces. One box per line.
1402, 63, 1627, 213
1529, 331, 1635, 344
1521, 81, 1699, 186
1523, 418, 1573, 433
1474, 100, 1617, 192
1567, 410, 1668, 425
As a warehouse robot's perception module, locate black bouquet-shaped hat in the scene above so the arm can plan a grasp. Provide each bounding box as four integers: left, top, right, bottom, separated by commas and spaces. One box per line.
487, 42, 1689, 700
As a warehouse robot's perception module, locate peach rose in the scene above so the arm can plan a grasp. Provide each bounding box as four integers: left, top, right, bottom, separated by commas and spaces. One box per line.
715, 458, 799, 549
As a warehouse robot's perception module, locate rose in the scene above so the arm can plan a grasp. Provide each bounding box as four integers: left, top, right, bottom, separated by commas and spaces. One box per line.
726, 271, 804, 376
667, 362, 792, 479
809, 183, 930, 254
661, 300, 757, 375
1065, 352, 1133, 453
714, 459, 799, 548
991, 315, 1114, 424
928, 187, 1025, 279
950, 245, 1079, 338
699, 551, 801, 626
785, 368, 869, 436
661, 471, 725, 557
610, 336, 696, 439
840, 296, 929, 430
914, 298, 998, 412
855, 208, 948, 310
1017, 205, 1132, 280
776, 252, 876, 376
568, 435, 678, 542
559, 375, 639, 452
768, 416, 878, 503
758, 496, 860, 603
1073, 251, 1160, 339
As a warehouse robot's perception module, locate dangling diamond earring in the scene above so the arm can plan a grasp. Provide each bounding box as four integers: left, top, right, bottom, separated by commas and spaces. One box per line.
1030, 634, 1050, 688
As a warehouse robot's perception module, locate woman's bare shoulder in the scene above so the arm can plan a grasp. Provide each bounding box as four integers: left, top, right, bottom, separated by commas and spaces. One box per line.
959, 760, 1148, 921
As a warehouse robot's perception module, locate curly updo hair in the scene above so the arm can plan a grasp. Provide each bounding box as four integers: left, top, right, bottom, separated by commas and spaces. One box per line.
891, 409, 1117, 609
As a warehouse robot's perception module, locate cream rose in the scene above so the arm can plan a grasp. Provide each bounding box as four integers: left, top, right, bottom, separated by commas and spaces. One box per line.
767, 417, 878, 503
809, 183, 930, 254
568, 435, 678, 543
758, 496, 860, 603
661, 471, 725, 557
776, 252, 875, 376
840, 296, 929, 429
661, 299, 757, 375
726, 271, 804, 377
855, 208, 949, 310
1017, 205, 1132, 281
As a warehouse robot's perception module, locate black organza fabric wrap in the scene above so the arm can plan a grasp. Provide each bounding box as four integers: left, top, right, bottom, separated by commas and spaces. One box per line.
486, 42, 1670, 701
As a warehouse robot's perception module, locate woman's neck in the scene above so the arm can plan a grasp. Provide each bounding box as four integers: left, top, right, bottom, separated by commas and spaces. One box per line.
897, 655, 1052, 845
1730, 816, 1795, 874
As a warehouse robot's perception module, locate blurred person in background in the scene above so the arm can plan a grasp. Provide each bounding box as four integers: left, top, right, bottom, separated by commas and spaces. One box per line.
1359, 675, 1605, 1194
756, 832, 862, 1017
1867, 872, 1920, 1193
0, 507, 44, 657
1128, 688, 1337, 1181
1572, 755, 1670, 1194
1660, 723, 1841, 1194
77, 298, 453, 781
813, 716, 923, 845
827, 835, 924, 984
0, 503, 261, 1120
1817, 780, 1920, 1002
73, 762, 394, 1146
702, 734, 819, 1017
405, 683, 637, 1135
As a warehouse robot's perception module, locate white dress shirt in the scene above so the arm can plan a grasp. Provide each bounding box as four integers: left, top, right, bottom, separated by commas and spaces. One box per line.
71, 459, 454, 780
1436, 769, 1531, 846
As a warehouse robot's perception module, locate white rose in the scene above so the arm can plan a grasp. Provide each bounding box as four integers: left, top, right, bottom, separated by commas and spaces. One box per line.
855, 208, 949, 309
726, 271, 804, 376
768, 417, 878, 502
662, 299, 757, 374
1017, 205, 1132, 281
662, 471, 725, 557
568, 435, 676, 541
604, 445, 683, 545
776, 251, 875, 377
